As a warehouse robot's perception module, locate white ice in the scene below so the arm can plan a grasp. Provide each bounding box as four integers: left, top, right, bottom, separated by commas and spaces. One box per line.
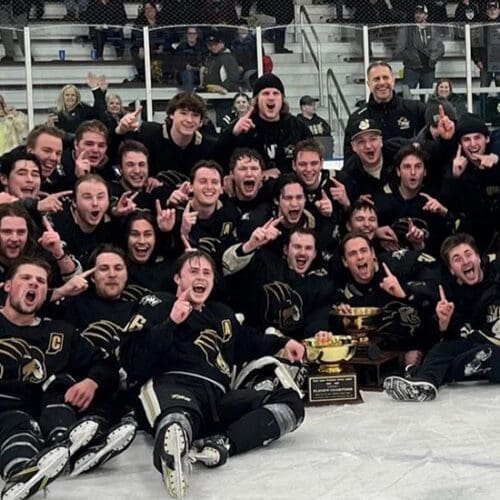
17, 382, 500, 500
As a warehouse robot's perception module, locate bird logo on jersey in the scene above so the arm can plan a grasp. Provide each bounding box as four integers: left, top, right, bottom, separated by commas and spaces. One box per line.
379, 301, 421, 336
0, 338, 46, 383
263, 282, 304, 332
82, 320, 123, 359
194, 323, 232, 377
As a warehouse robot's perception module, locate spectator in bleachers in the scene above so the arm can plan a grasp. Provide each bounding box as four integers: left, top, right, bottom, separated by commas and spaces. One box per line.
0, 0, 29, 63
426, 0, 449, 22
200, 31, 241, 126
344, 61, 426, 160
395, 5, 445, 90
131, 2, 174, 83
174, 27, 206, 92
296, 96, 332, 138
221, 92, 251, 130
471, 1, 500, 88
433, 78, 467, 119
64, 0, 88, 21
231, 21, 257, 89
0, 94, 28, 156
454, 0, 480, 21
84, 0, 126, 61
49, 81, 100, 134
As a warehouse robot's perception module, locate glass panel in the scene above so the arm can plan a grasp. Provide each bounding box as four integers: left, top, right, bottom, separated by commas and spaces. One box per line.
148, 24, 257, 130
263, 23, 363, 157
470, 23, 500, 123
0, 27, 28, 155
367, 23, 467, 115
28, 24, 145, 130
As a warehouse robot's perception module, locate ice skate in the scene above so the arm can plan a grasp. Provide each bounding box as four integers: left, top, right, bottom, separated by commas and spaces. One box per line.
70, 417, 137, 476
1, 443, 69, 500
67, 417, 101, 456
383, 376, 438, 402
160, 423, 190, 499
189, 435, 229, 468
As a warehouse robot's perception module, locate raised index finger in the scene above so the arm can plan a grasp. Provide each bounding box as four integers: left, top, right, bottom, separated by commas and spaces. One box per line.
456, 144, 462, 158
53, 190, 73, 199
42, 215, 55, 232
270, 216, 284, 227
242, 104, 255, 119
81, 267, 96, 279
438, 104, 445, 119
438, 284, 447, 301
419, 192, 431, 201
132, 106, 143, 118
382, 262, 393, 277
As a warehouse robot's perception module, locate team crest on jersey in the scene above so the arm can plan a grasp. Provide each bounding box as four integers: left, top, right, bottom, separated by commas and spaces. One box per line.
284, 144, 295, 158
220, 223, 233, 237
0, 338, 46, 383
46, 333, 64, 355
398, 116, 410, 130
263, 282, 303, 331
82, 320, 123, 358
380, 301, 420, 336
139, 294, 162, 307
194, 328, 231, 377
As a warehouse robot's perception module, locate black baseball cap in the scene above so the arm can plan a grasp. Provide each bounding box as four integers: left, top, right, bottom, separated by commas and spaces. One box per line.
205, 32, 223, 44
415, 4, 428, 13
299, 95, 319, 106
345, 118, 382, 142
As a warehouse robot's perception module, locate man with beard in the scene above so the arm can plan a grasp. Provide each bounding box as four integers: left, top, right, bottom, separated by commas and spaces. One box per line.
372, 143, 455, 255
0, 202, 82, 290
0, 258, 119, 499
441, 113, 500, 251
50, 245, 144, 476
113, 92, 216, 178
215, 73, 311, 175
49, 174, 119, 266
384, 233, 500, 401
120, 249, 305, 498
343, 61, 426, 160
223, 226, 335, 339
331, 233, 440, 356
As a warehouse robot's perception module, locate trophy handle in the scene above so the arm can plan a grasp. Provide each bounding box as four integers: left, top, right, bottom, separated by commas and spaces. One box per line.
305, 349, 322, 364
344, 344, 357, 361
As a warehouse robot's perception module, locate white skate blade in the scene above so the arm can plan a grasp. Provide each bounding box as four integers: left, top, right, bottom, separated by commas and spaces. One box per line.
162, 424, 188, 499
68, 419, 100, 456
70, 423, 136, 477
2, 446, 69, 500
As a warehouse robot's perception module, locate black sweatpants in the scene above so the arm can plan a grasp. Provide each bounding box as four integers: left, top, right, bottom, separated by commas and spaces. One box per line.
416, 339, 500, 388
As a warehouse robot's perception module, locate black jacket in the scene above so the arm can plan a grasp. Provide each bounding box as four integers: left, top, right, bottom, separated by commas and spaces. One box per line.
344, 93, 426, 161
214, 113, 312, 173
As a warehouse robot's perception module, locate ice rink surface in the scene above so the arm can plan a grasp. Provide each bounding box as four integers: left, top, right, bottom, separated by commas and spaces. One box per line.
22, 382, 500, 500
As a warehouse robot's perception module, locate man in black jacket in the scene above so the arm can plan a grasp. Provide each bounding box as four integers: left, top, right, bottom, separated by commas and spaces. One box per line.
384, 233, 500, 401
120, 250, 305, 498
343, 61, 426, 160
0, 258, 119, 499
214, 73, 312, 175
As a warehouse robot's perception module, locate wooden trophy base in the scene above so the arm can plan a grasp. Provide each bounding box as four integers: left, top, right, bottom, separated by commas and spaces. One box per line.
306, 366, 363, 406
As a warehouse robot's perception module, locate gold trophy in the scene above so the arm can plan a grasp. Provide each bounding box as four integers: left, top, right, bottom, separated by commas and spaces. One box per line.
303, 335, 358, 404
329, 307, 383, 359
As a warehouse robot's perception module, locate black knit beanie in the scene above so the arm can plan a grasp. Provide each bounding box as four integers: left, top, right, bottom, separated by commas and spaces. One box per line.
456, 112, 490, 139
252, 73, 285, 97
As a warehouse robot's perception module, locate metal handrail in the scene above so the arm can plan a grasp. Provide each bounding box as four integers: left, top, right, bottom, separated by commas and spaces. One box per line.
299, 5, 323, 105
326, 68, 351, 134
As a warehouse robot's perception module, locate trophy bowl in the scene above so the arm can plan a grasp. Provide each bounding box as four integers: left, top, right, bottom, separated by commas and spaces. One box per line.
303, 335, 357, 374
329, 307, 382, 341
